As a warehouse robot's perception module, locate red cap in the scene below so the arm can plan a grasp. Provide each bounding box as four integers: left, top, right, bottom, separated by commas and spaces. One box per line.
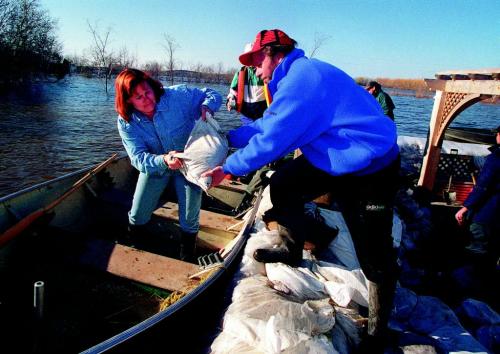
239, 29, 295, 66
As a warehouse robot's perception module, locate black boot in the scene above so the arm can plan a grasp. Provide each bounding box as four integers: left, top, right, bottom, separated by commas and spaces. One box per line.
179, 231, 197, 262
125, 223, 148, 247
253, 224, 303, 266
356, 280, 397, 353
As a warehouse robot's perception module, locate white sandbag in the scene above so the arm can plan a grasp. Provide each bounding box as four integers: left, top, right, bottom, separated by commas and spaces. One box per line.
320, 208, 402, 269
240, 228, 285, 277
265, 263, 328, 301
281, 334, 339, 354
316, 263, 368, 307
222, 275, 335, 353
175, 116, 228, 192
210, 331, 265, 354
319, 209, 360, 270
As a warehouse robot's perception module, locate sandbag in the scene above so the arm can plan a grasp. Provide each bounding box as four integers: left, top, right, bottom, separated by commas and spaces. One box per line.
175, 116, 228, 192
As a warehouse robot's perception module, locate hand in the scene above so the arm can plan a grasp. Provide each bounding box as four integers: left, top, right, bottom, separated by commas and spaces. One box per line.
455, 207, 468, 226
201, 166, 226, 188
164, 151, 183, 170
201, 105, 214, 121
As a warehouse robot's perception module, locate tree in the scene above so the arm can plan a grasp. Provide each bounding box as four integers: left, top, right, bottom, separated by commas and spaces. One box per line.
161, 33, 179, 86
142, 61, 162, 80
308, 32, 331, 58
87, 20, 114, 93
115, 46, 137, 70
0, 0, 63, 83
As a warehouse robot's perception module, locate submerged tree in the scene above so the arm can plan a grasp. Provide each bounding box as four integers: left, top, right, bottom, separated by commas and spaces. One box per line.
87, 20, 114, 93
162, 33, 179, 86
0, 0, 64, 84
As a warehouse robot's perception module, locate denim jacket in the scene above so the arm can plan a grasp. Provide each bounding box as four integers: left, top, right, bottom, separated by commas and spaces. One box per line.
118, 84, 222, 176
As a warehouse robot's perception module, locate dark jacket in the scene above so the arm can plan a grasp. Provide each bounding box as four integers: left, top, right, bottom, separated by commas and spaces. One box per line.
463, 144, 500, 227
375, 90, 395, 120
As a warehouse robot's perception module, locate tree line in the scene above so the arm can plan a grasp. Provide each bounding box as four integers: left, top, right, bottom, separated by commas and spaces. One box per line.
0, 0, 67, 85
1, 0, 431, 97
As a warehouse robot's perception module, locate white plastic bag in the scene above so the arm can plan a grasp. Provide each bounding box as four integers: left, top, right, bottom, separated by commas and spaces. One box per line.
175, 116, 228, 192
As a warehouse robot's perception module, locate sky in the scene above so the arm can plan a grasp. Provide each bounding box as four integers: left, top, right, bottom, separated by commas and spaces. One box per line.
41, 0, 500, 79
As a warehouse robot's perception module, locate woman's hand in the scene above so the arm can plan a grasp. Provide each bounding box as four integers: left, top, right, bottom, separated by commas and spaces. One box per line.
164, 151, 183, 170
201, 105, 214, 121
455, 206, 468, 226
201, 166, 226, 188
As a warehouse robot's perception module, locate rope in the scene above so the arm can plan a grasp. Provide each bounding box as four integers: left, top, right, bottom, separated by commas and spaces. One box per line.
159, 268, 216, 311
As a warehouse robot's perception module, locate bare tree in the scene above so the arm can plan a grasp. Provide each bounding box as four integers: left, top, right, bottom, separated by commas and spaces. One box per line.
161, 33, 179, 86
142, 61, 162, 80
309, 32, 331, 58
115, 45, 137, 70
87, 20, 114, 93
215, 61, 224, 83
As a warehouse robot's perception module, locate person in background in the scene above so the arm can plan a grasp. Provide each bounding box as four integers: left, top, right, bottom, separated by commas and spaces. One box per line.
365, 81, 396, 120
203, 29, 400, 352
226, 43, 268, 126
455, 125, 500, 266
114, 68, 221, 261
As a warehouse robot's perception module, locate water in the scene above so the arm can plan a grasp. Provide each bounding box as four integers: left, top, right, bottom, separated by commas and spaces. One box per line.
0, 76, 498, 197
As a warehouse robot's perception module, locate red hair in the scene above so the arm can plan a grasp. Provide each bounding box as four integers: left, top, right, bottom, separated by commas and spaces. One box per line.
114, 68, 164, 122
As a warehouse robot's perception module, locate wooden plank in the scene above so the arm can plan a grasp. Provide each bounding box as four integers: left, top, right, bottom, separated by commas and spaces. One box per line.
80, 239, 200, 292
154, 202, 242, 232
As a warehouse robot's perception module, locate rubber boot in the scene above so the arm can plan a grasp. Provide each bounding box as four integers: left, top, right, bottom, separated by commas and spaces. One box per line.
125, 223, 148, 247
253, 224, 303, 266
357, 280, 396, 353
179, 231, 197, 263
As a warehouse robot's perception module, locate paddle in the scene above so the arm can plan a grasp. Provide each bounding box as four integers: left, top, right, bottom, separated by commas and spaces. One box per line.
0, 153, 118, 247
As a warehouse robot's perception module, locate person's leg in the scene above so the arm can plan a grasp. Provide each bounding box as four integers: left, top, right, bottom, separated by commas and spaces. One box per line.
128, 172, 170, 226
334, 157, 400, 350
174, 173, 202, 261
466, 222, 489, 255
256, 155, 337, 264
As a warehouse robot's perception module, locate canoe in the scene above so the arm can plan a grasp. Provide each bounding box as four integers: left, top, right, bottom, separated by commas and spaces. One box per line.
0, 153, 260, 353
444, 127, 496, 145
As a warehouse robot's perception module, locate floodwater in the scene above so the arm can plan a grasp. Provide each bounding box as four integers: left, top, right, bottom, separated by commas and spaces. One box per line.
0, 75, 498, 197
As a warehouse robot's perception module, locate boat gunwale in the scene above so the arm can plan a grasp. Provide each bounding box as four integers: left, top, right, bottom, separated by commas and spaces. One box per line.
79, 190, 262, 354
0, 152, 127, 204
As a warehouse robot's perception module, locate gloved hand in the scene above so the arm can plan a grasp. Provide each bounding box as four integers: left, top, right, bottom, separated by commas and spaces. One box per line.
201, 166, 227, 188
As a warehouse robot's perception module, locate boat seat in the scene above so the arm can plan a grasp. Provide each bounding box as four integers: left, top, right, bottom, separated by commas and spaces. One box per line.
153, 202, 241, 251
79, 238, 200, 292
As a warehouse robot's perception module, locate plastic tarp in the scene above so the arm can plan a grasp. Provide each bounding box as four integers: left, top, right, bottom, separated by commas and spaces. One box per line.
175, 116, 228, 192
391, 287, 490, 353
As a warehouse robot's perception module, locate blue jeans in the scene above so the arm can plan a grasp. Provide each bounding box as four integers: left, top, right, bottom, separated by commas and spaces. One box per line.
128, 171, 202, 233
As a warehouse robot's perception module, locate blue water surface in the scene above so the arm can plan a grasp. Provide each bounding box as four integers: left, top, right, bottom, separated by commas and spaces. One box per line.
0, 76, 498, 197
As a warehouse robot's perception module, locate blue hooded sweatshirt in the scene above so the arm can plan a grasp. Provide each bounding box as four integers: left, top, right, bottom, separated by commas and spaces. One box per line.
222, 48, 398, 177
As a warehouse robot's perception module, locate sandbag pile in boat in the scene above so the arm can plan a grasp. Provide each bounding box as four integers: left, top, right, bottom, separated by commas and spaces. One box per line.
175, 115, 228, 192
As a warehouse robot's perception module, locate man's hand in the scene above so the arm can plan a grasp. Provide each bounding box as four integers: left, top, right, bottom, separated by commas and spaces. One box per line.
201, 166, 226, 188
455, 206, 468, 226
201, 105, 214, 121
164, 151, 183, 170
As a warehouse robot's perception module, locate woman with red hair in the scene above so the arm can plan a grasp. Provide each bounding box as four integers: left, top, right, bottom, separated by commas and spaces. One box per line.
115, 68, 222, 261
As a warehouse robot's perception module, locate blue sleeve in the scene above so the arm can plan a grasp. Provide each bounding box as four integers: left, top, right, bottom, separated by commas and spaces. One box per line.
463, 154, 498, 211
222, 66, 327, 176
117, 118, 167, 175
227, 120, 264, 148
188, 87, 222, 117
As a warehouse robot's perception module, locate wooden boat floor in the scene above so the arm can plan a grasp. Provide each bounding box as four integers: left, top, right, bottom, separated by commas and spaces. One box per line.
153, 201, 241, 251
80, 239, 200, 292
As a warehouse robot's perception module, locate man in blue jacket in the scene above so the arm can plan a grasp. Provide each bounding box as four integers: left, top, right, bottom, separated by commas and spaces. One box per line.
203, 29, 400, 351
455, 126, 500, 265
